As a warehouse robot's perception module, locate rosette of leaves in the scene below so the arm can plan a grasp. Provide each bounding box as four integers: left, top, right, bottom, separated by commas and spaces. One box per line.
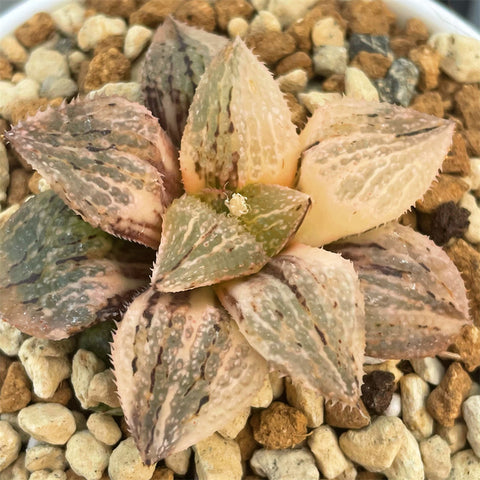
0, 18, 471, 464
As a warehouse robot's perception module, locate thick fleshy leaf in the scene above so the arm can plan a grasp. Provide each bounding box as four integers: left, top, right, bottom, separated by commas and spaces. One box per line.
180, 37, 301, 193
0, 191, 153, 340
151, 195, 269, 292
295, 98, 455, 246
331, 223, 471, 358
142, 17, 228, 147
111, 286, 268, 463
216, 243, 365, 405
234, 184, 311, 257
6, 96, 181, 248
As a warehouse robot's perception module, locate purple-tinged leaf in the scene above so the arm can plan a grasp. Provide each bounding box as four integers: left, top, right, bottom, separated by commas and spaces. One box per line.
111, 286, 267, 463
142, 17, 228, 147
0, 191, 153, 340
6, 96, 181, 248
151, 195, 268, 292
295, 98, 455, 246
331, 223, 471, 358
180, 37, 301, 193
216, 243, 365, 405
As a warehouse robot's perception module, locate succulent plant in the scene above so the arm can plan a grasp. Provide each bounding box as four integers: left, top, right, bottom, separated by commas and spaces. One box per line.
0, 18, 471, 465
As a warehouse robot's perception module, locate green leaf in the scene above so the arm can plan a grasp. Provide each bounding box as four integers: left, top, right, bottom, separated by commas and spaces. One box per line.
180, 37, 301, 193
331, 223, 471, 358
0, 191, 153, 340
235, 184, 311, 257
142, 17, 228, 147
6, 96, 181, 248
216, 243, 365, 405
111, 286, 268, 463
151, 195, 269, 292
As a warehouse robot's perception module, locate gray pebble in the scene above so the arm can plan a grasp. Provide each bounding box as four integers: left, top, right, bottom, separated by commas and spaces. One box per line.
376, 58, 419, 107
40, 76, 78, 99
348, 33, 393, 60
313, 45, 348, 77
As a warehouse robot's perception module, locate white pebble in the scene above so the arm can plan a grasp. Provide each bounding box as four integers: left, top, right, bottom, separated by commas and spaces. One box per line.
124, 25, 152, 60
313, 45, 348, 76
469, 158, 480, 191
410, 357, 445, 386
277, 69, 308, 94
71, 349, 105, 409
40, 76, 78, 99
384, 392, 402, 417
194, 433, 242, 480
251, 0, 268, 11
298, 91, 342, 114
86, 413, 121, 446
0, 144, 8, 205
87, 82, 143, 103
249, 11, 282, 35
25, 444, 66, 472
462, 395, 480, 457
87, 369, 121, 408
165, 448, 191, 476
0, 79, 39, 121
285, 378, 324, 428
429, 33, 480, 83
449, 449, 480, 479
51, 2, 86, 37
399, 373, 434, 440
0, 319, 24, 357
267, 0, 318, 27
68, 50, 87, 76
419, 435, 451, 480
311, 17, 345, 47
217, 406, 250, 439
345, 66, 379, 102
308, 425, 351, 478
436, 421, 468, 454
250, 448, 319, 480
269, 370, 285, 399
0, 420, 21, 471
0, 452, 28, 480
25, 48, 70, 84
227, 17, 249, 39
77, 14, 127, 52
19, 337, 72, 399
250, 373, 273, 408
18, 403, 76, 445
108, 437, 156, 480
66, 430, 111, 480
0, 35, 28, 67
460, 192, 480, 243
29, 470, 66, 480
0, 413, 29, 444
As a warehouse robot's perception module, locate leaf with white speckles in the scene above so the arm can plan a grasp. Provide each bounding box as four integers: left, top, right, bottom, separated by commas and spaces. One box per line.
295, 98, 455, 246
180, 37, 301, 193
235, 184, 311, 257
331, 223, 471, 358
216, 243, 365, 405
111, 286, 267, 463
151, 195, 269, 292
0, 191, 153, 340
6, 96, 181, 248
142, 17, 228, 147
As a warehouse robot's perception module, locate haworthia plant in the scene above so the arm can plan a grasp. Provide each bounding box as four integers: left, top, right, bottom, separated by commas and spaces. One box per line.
180, 37, 301, 193
331, 223, 471, 358
6, 96, 181, 248
142, 17, 228, 147
0, 191, 152, 339
216, 243, 365, 405
112, 286, 268, 463
295, 98, 455, 246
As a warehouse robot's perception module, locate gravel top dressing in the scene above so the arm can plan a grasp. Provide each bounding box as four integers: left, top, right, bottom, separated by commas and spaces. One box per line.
1, 1, 480, 479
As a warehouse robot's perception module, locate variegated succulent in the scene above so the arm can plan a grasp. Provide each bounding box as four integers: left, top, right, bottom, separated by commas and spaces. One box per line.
0, 18, 472, 464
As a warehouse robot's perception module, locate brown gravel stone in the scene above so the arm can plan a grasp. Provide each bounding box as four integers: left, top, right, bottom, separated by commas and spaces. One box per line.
0, 361, 31, 413
83, 48, 131, 91
455, 84, 480, 130
129, 0, 182, 28
325, 398, 370, 429
31, 380, 73, 406
7, 168, 31, 205
415, 174, 469, 214
437, 74, 462, 112
0, 118, 8, 134
342, 0, 396, 35
245, 31, 296, 66
404, 17, 429, 44
445, 239, 480, 327
28, 171, 44, 195
361, 370, 396, 415
287, 5, 324, 52
0, 354, 12, 386
10, 97, 63, 125
357, 473, 387, 480
410, 91, 444, 118
14, 12, 55, 48
174, 0, 216, 32
283, 92, 308, 131
250, 401, 308, 449
93, 34, 125, 56
451, 325, 480, 372
443, 131, 471, 176
425, 201, 470, 246
408, 44, 441, 91
350, 51, 392, 79
66, 469, 85, 480
464, 129, 480, 156
322, 73, 344, 92
86, 0, 137, 18
0, 57, 13, 81
236, 422, 258, 464
426, 362, 471, 427
390, 36, 416, 58
275, 52, 314, 79
151, 467, 174, 480
214, 0, 254, 31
